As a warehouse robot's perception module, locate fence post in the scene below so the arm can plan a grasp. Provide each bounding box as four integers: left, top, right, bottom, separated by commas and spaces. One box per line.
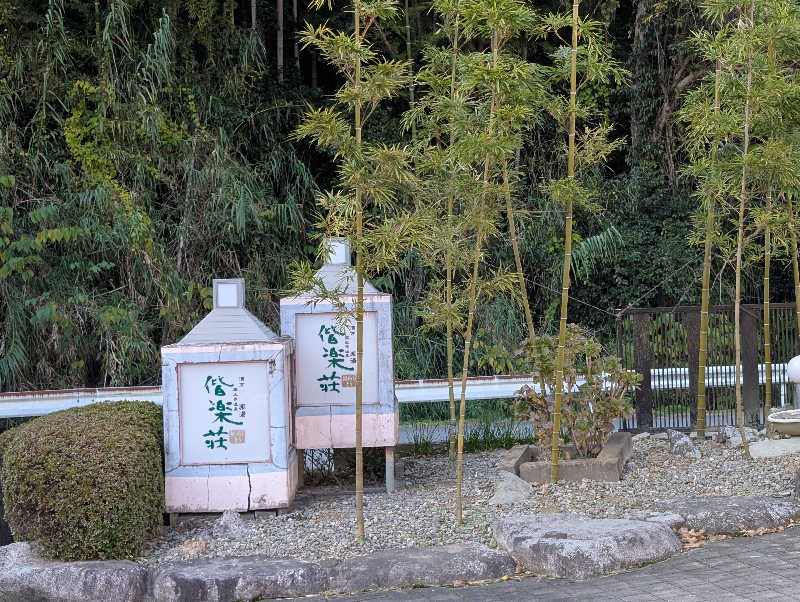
633, 313, 653, 430
741, 307, 760, 426
685, 309, 700, 425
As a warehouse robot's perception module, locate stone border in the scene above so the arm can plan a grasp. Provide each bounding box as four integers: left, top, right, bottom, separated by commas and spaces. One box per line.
0, 541, 514, 602
502, 432, 633, 483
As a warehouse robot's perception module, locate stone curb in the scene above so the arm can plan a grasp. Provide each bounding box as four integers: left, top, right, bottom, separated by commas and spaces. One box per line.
0, 541, 514, 602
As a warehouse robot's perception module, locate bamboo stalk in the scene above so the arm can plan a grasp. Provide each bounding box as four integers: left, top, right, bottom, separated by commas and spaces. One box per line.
790, 195, 800, 340
734, 0, 755, 460
354, 2, 365, 542
446, 6, 460, 462
456, 26, 498, 524
455, 228, 484, 525
696, 61, 721, 439
277, 0, 284, 82
503, 164, 535, 342
551, 0, 580, 483
764, 191, 772, 421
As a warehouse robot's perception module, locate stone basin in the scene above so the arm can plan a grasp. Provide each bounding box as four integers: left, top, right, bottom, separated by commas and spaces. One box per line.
767, 409, 800, 437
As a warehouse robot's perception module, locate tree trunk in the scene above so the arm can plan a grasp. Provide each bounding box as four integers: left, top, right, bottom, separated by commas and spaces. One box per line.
404, 0, 415, 140
293, 0, 300, 71
277, 0, 284, 82
252, 0, 257, 28
734, 0, 755, 459
550, 0, 580, 483
354, 3, 364, 542
695, 61, 720, 439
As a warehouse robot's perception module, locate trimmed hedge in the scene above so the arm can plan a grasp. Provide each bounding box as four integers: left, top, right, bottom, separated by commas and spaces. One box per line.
0, 401, 164, 560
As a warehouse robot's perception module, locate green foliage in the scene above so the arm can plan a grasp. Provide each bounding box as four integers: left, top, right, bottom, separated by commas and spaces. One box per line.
0, 401, 163, 560
0, 0, 317, 391
513, 325, 640, 457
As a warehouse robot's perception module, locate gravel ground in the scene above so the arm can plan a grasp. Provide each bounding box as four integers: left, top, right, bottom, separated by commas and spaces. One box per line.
140, 437, 800, 566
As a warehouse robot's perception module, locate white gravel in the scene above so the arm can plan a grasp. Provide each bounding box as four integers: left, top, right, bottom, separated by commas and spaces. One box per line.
140, 437, 800, 566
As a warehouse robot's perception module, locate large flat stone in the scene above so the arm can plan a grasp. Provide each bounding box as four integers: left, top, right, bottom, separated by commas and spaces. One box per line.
151, 556, 328, 601
651, 496, 800, 535
322, 543, 514, 591
749, 438, 800, 458
493, 513, 681, 580
0, 542, 148, 602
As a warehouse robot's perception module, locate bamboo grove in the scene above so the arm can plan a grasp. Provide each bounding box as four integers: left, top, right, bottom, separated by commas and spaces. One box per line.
2, 0, 800, 538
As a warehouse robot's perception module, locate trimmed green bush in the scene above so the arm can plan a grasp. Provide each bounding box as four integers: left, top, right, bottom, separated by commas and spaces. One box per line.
0, 401, 163, 560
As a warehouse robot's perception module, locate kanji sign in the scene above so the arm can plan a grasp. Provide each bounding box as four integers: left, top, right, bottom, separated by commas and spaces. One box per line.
295, 312, 379, 406
178, 361, 270, 464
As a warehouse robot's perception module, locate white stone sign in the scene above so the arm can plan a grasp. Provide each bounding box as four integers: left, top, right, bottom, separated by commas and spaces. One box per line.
178, 361, 270, 465
295, 311, 378, 406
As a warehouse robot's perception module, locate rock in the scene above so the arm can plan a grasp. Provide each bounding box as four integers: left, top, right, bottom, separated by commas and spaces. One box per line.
651, 496, 800, 535
489, 471, 532, 505
717, 425, 760, 447
151, 557, 328, 601
632, 432, 650, 442
498, 444, 532, 474
623, 511, 686, 531
0, 542, 148, 602
213, 510, 247, 536
492, 514, 681, 580
653, 432, 668, 440
749, 438, 800, 458
322, 543, 514, 591
667, 429, 701, 459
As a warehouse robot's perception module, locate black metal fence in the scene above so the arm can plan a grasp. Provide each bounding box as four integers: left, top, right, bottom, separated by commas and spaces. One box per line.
616, 303, 799, 431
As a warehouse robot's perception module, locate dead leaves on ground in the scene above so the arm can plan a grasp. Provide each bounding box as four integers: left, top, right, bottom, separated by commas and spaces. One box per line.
678, 520, 798, 549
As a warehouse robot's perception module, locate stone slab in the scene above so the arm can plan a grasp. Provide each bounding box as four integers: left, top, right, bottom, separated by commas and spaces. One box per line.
488, 471, 533, 505
493, 513, 681, 580
749, 437, 800, 458
520, 458, 621, 483
518, 433, 632, 483
151, 556, 328, 601
322, 543, 514, 592
498, 444, 532, 474
0, 543, 148, 602
651, 496, 800, 535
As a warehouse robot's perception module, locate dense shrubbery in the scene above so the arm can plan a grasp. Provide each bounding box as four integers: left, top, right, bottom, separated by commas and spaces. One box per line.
0, 401, 163, 560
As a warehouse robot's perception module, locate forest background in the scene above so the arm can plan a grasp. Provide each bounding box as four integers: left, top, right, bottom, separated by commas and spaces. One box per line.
1, 0, 794, 392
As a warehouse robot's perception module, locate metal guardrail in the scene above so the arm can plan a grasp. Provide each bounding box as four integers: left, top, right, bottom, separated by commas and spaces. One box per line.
0, 363, 792, 419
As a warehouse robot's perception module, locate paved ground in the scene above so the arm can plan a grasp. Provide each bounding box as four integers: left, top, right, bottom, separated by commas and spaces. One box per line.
310, 528, 800, 601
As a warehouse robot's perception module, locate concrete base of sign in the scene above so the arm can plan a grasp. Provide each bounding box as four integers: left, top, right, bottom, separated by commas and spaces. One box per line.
166, 454, 299, 513
295, 410, 397, 449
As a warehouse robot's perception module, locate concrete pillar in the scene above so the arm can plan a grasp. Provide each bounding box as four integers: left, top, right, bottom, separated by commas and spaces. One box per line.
385, 446, 395, 492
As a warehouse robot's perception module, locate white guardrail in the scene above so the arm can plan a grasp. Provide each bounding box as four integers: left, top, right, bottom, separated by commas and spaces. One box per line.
0, 363, 792, 419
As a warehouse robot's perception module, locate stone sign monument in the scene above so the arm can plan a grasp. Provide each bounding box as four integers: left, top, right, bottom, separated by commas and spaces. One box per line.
161, 279, 298, 512
280, 238, 399, 489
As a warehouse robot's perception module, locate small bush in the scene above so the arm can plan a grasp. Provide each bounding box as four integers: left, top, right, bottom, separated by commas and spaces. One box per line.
0, 401, 163, 560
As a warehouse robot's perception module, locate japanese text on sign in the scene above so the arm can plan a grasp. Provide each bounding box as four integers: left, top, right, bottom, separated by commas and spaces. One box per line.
178, 361, 270, 465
